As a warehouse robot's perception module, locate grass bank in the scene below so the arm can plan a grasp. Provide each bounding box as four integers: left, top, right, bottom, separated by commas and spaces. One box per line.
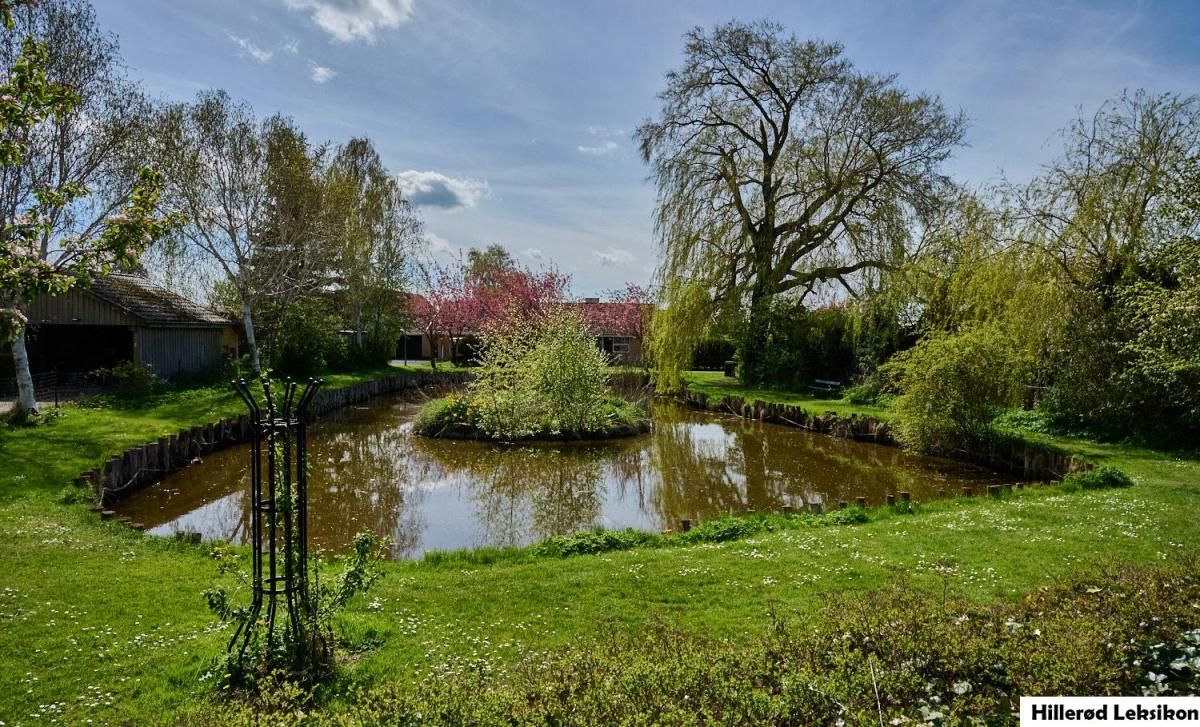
680, 370, 891, 419
1, 370, 1197, 723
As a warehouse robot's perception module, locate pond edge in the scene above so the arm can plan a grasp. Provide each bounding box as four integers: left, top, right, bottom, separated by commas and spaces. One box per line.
75, 372, 472, 523
676, 388, 1093, 481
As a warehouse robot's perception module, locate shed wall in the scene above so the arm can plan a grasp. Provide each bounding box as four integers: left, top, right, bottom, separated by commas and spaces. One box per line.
134, 328, 224, 378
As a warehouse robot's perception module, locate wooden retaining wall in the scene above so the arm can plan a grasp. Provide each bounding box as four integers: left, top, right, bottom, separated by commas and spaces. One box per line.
76, 372, 471, 512
678, 389, 1091, 481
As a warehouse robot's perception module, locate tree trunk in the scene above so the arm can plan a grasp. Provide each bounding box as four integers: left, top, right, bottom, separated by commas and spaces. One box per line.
738, 291, 771, 384
425, 334, 437, 370
12, 321, 38, 414
241, 300, 261, 374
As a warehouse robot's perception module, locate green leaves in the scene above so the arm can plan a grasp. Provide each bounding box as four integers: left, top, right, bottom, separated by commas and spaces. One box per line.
1, 25, 176, 341
468, 307, 612, 439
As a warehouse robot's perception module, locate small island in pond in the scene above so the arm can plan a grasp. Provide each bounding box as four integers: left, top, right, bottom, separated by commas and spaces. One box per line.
414, 307, 651, 442
414, 393, 650, 441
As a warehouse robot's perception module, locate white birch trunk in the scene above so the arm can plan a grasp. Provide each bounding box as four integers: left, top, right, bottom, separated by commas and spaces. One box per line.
241, 300, 261, 374
12, 321, 38, 413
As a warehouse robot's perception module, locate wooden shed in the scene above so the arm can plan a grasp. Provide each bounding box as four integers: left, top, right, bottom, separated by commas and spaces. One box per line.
21, 273, 235, 380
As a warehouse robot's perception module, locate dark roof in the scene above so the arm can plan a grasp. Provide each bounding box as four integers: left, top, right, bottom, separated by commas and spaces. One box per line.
87, 273, 230, 327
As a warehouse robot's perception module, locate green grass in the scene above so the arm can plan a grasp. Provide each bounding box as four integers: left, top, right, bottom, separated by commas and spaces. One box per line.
680, 370, 892, 419
1, 371, 1198, 723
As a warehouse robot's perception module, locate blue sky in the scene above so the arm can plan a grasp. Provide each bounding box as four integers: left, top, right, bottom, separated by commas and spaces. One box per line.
96, 0, 1200, 296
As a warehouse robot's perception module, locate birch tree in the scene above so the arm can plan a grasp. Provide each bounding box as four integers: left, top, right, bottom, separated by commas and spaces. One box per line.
1, 0, 170, 414
156, 91, 279, 373
324, 137, 420, 353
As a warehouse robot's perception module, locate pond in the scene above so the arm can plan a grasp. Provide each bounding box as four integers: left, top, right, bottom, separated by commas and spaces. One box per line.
114, 392, 1013, 558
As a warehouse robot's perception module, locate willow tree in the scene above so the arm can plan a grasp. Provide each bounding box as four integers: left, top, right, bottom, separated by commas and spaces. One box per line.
637, 21, 965, 385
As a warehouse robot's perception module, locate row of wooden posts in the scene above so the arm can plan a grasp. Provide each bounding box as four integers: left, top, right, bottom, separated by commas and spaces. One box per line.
670, 482, 1027, 533
75, 372, 472, 526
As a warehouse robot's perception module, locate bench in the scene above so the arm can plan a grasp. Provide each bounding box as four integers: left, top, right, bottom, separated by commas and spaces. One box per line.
808, 378, 843, 394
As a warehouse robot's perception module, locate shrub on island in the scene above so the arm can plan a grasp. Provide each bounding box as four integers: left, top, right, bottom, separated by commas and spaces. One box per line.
414, 307, 650, 441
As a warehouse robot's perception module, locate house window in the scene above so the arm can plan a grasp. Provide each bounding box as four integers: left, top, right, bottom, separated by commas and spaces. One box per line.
610, 337, 630, 354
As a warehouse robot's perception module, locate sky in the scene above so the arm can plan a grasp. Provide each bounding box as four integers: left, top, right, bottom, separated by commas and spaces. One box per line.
94, 0, 1200, 296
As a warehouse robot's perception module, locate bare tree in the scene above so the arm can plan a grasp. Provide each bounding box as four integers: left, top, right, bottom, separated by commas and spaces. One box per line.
637, 20, 965, 382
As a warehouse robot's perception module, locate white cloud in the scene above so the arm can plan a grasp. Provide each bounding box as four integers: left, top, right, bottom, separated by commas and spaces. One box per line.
282, 39, 300, 54
426, 231, 453, 254
592, 247, 634, 266
522, 247, 544, 261
577, 141, 618, 156
586, 125, 625, 137
282, 0, 415, 43
396, 170, 489, 209
226, 32, 274, 62
310, 64, 338, 83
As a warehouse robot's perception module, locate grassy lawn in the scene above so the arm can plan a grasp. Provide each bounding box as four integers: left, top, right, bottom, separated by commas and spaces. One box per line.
1, 371, 1197, 723
680, 370, 891, 419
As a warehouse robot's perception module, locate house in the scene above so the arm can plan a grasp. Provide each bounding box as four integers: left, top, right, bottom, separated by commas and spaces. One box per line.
396, 293, 644, 365
18, 273, 236, 380
577, 297, 643, 365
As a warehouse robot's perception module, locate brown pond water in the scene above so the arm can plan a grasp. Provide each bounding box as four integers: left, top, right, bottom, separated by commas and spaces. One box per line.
114, 395, 1014, 558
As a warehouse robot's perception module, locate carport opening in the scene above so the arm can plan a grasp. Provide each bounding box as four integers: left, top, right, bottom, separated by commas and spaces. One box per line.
24, 325, 134, 374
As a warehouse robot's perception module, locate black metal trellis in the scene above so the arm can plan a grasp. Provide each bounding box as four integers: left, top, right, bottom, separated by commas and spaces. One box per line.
228, 376, 323, 660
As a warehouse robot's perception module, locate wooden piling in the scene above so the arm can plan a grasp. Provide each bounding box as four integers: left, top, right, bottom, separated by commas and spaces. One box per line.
855, 496, 867, 508
886, 493, 896, 506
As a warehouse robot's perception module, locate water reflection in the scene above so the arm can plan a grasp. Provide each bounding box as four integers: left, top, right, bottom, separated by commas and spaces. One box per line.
115, 396, 1011, 558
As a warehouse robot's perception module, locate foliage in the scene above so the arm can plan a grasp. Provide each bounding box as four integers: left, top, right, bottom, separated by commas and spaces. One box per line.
844, 382, 884, 406
647, 278, 714, 390
690, 336, 735, 370
734, 299, 856, 387
205, 531, 384, 690
1, 5, 176, 412
197, 561, 1200, 725
455, 307, 617, 439
887, 325, 1029, 454
526, 308, 610, 431
87, 360, 158, 397
324, 138, 421, 365
1019, 92, 1200, 444
1060, 465, 1134, 492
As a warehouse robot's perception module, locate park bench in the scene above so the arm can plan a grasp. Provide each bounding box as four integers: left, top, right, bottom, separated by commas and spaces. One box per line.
808, 378, 843, 395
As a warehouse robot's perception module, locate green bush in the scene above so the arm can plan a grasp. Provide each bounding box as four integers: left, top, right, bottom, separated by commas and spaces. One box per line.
418, 307, 646, 440
886, 325, 1028, 455
737, 299, 857, 388
691, 337, 735, 370
88, 360, 158, 397
1060, 465, 1134, 491
844, 382, 882, 406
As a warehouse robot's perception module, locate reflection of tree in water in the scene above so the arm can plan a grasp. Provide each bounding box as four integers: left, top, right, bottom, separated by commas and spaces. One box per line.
411, 438, 608, 547
306, 417, 438, 557
647, 404, 752, 522
645, 402, 1007, 522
